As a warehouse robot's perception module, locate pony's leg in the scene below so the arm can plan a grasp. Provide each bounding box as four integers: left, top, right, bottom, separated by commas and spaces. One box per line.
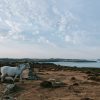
1, 74, 5, 82
20, 74, 23, 82
13, 75, 18, 82
1, 76, 3, 82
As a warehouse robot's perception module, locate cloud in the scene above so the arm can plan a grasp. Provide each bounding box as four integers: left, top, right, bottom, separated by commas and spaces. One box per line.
0, 0, 71, 46
37, 36, 56, 47
0, 0, 99, 50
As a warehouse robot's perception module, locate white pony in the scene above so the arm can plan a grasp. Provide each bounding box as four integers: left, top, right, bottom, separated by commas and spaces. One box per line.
0, 63, 30, 82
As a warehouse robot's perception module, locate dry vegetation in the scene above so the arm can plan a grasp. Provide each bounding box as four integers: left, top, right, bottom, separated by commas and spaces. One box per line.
0, 60, 100, 100
0, 68, 100, 100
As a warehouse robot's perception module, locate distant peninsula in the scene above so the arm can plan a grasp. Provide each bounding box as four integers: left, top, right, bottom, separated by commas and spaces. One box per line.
0, 58, 97, 63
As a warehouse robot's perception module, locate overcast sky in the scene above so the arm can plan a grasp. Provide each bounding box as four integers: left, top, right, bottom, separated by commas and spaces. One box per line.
0, 0, 100, 59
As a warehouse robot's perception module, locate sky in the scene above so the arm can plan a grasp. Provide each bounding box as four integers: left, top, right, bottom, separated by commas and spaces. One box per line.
0, 0, 100, 59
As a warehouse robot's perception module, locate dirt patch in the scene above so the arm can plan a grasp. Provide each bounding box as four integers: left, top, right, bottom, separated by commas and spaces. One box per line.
0, 70, 100, 100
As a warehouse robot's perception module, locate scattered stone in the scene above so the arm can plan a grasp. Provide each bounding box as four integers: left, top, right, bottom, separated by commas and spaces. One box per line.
3, 84, 15, 95
28, 68, 40, 80
1, 96, 17, 100
88, 76, 100, 82
72, 82, 79, 86
40, 79, 66, 88
40, 81, 53, 88
2, 77, 14, 84
22, 69, 29, 79
71, 77, 76, 81
86, 71, 93, 74
80, 97, 94, 100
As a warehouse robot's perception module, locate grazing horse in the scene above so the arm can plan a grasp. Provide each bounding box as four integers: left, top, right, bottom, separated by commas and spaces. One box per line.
0, 63, 30, 82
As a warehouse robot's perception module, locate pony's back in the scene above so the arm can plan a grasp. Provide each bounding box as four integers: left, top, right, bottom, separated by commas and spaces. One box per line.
1, 66, 19, 76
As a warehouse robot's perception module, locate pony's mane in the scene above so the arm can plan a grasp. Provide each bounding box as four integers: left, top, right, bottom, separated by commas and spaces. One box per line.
17, 63, 28, 69
17, 63, 24, 69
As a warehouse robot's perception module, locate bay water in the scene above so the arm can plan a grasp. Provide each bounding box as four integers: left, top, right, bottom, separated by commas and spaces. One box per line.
45, 62, 100, 68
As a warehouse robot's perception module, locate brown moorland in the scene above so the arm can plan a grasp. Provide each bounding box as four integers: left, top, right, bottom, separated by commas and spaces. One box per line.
0, 61, 100, 100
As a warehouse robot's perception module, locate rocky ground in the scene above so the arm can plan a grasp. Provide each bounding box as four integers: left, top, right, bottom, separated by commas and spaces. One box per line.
0, 68, 100, 100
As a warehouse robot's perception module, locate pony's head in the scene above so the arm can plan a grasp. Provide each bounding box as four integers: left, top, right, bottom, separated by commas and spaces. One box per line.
18, 63, 30, 69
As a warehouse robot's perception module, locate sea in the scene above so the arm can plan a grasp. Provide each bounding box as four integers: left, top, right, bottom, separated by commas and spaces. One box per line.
42, 61, 100, 68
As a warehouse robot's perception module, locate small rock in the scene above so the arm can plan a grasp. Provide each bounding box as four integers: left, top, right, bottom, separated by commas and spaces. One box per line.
3, 84, 15, 94
71, 77, 76, 81
2, 77, 14, 84
72, 83, 79, 86
40, 81, 52, 88
81, 97, 94, 100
